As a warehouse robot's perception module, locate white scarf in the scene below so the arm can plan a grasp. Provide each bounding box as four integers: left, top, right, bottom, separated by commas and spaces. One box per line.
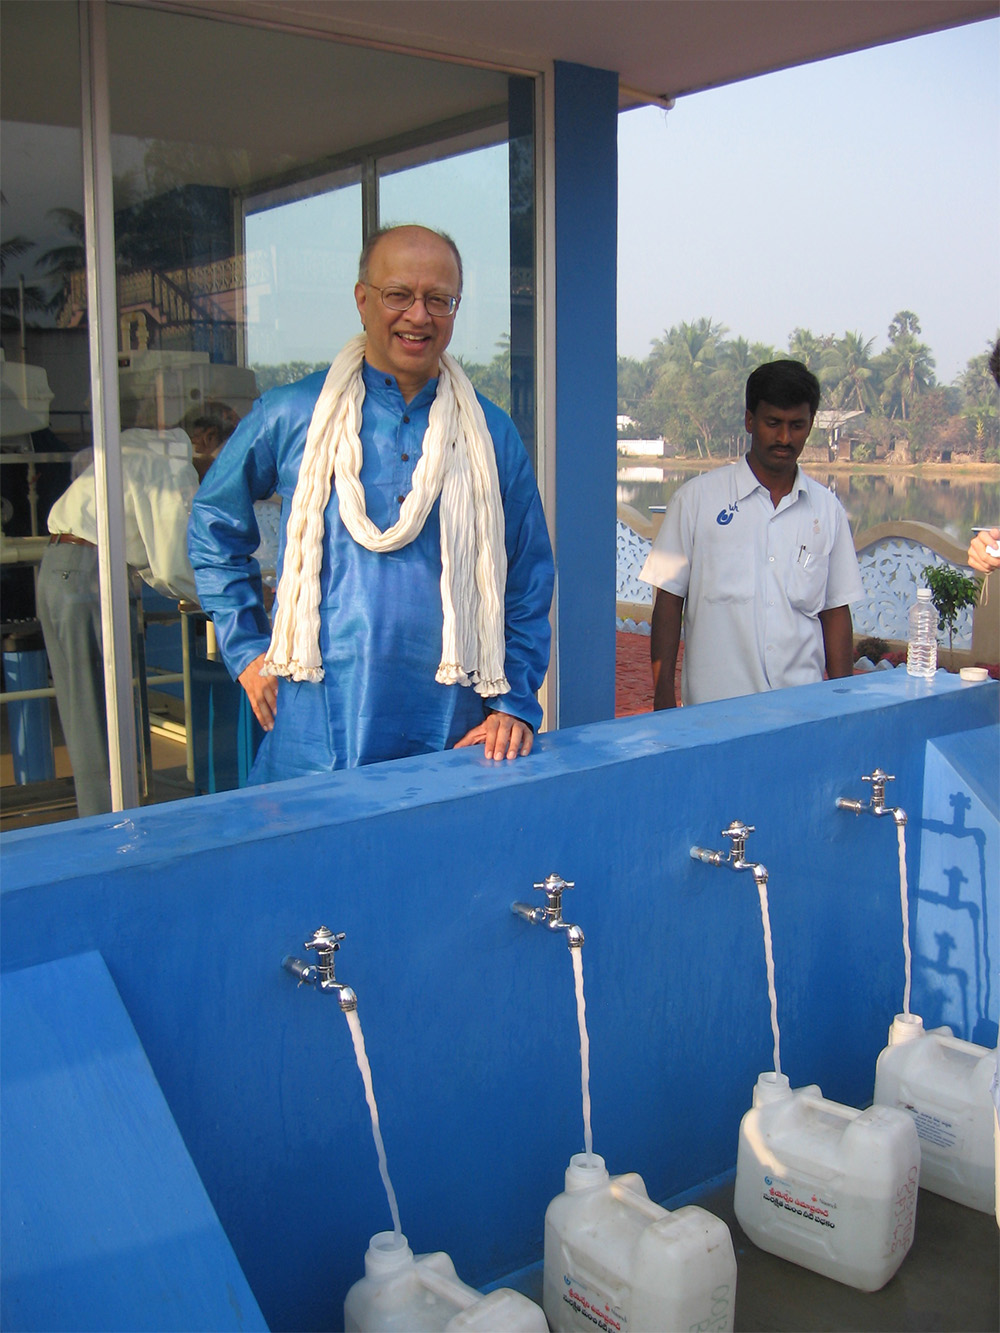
262, 334, 510, 698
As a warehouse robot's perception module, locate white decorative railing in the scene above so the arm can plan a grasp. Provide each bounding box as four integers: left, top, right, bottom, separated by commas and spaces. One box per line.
616, 510, 984, 653
616, 519, 653, 608
854, 535, 973, 648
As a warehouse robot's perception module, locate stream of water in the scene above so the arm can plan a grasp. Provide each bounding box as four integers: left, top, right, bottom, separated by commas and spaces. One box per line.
755, 880, 782, 1078
345, 1007, 403, 1245
570, 947, 594, 1159
897, 823, 913, 1016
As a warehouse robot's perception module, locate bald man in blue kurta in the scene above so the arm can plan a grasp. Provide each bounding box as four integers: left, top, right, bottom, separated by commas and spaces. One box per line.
188, 226, 553, 782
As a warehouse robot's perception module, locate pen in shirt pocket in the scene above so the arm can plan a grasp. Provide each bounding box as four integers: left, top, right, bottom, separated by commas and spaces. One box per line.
797, 545, 814, 568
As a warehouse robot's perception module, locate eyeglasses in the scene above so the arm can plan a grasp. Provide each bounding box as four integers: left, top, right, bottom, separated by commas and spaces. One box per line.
367, 284, 460, 318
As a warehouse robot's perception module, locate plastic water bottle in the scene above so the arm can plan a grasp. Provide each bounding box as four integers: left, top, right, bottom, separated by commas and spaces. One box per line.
344, 1232, 548, 1331
733, 1072, 920, 1292
543, 1153, 737, 1332
874, 1013, 997, 1214
906, 587, 937, 678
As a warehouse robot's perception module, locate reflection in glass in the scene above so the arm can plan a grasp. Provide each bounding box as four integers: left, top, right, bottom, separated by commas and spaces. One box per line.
380, 144, 512, 395
2, 0, 534, 824
1, 0, 89, 822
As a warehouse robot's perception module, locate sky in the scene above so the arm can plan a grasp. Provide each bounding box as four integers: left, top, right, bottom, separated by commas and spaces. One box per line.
617, 18, 1000, 385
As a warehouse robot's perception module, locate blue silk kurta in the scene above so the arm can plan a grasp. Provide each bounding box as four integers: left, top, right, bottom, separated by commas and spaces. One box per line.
188, 363, 554, 784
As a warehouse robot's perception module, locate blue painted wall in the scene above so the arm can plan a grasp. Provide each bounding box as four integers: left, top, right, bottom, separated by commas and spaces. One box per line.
917, 725, 998, 1047
1, 952, 266, 1333
2, 673, 996, 1331
553, 61, 619, 727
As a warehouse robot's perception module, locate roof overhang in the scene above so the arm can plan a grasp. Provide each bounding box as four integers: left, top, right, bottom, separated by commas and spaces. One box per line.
156, 0, 998, 106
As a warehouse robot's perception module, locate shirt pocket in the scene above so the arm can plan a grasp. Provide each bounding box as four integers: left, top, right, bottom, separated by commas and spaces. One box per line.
787, 547, 829, 616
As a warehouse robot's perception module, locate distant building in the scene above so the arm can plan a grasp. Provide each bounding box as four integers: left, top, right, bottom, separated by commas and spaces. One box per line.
617, 437, 665, 457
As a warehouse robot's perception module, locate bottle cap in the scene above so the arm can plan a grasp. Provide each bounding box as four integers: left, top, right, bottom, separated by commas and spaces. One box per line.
365, 1232, 412, 1275
753, 1071, 792, 1105
889, 1013, 924, 1045
565, 1152, 608, 1192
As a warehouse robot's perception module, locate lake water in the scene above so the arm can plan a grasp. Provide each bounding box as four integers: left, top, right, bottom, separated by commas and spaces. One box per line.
618, 462, 999, 543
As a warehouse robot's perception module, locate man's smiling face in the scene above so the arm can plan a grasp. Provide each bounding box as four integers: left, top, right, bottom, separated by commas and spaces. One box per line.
355, 226, 461, 402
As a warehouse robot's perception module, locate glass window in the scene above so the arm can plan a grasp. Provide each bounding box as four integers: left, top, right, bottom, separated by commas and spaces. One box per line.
1, 0, 93, 827
0, 2, 537, 825
380, 142, 513, 398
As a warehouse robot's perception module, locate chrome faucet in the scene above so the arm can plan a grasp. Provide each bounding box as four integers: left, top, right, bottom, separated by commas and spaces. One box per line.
282, 925, 358, 1011
690, 820, 768, 889
836, 769, 907, 826
511, 873, 585, 948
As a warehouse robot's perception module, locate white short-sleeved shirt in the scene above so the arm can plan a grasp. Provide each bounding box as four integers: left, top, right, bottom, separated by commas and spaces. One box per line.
46, 427, 199, 601
640, 457, 864, 706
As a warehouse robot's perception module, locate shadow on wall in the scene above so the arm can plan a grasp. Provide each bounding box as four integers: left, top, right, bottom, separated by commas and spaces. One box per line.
915, 730, 998, 1048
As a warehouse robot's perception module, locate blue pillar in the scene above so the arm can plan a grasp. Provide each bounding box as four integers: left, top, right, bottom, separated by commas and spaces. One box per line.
553, 60, 619, 727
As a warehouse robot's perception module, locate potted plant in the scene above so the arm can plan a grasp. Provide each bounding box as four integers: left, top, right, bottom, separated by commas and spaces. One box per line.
922, 563, 983, 670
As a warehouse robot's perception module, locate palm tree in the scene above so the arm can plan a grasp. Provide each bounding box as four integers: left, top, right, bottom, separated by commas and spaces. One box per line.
37, 207, 86, 315
647, 320, 726, 457
0, 235, 49, 329
617, 356, 654, 420
958, 342, 1000, 460
880, 337, 936, 421
888, 310, 922, 342
822, 331, 880, 413
787, 327, 831, 375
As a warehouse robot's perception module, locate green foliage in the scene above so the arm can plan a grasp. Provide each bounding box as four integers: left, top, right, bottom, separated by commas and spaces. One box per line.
616, 310, 990, 461
855, 636, 890, 663
922, 562, 982, 661
251, 361, 330, 394
958, 338, 1000, 460
456, 336, 511, 412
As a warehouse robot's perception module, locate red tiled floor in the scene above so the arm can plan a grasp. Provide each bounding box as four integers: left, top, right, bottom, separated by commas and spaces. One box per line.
616, 630, 682, 716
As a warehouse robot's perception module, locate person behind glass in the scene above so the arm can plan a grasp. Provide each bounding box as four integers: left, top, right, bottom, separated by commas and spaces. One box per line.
641, 360, 864, 708
37, 420, 218, 816
188, 224, 553, 783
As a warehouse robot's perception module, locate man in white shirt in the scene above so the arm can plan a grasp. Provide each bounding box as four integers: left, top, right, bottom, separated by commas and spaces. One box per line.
641, 360, 864, 708
37, 425, 213, 816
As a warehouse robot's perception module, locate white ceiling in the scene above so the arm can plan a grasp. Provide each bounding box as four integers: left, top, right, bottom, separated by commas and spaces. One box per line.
176, 0, 997, 103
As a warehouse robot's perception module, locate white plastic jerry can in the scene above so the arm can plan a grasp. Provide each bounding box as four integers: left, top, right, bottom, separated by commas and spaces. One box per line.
874, 1012, 998, 1214
733, 1072, 921, 1292
543, 1153, 737, 1333
344, 1232, 548, 1332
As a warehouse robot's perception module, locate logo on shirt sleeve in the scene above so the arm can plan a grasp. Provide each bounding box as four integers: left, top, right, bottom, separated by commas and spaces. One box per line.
716, 502, 738, 526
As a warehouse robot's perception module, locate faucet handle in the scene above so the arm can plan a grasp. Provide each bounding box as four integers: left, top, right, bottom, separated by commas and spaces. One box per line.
305, 926, 345, 954
533, 873, 574, 896
863, 769, 894, 809
533, 873, 574, 916
722, 820, 754, 841
721, 820, 755, 861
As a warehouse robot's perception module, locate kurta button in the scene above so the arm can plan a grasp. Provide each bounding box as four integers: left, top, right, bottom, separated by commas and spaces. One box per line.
402, 415, 410, 423
384, 377, 392, 386
397, 495, 405, 504
401, 453, 409, 462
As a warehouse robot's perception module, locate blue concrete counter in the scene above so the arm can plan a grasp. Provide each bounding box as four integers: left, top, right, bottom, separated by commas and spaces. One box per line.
2, 671, 997, 1330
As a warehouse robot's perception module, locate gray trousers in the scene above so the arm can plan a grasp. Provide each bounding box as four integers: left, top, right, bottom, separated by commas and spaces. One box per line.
36, 542, 113, 817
